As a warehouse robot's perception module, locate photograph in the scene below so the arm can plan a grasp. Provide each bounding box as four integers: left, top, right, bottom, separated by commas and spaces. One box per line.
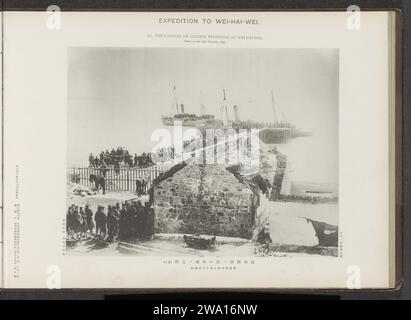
0, 6, 404, 300
66, 47, 339, 257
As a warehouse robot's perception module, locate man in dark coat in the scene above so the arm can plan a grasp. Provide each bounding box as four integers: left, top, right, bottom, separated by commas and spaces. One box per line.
128, 202, 138, 238
141, 178, 147, 196
107, 206, 119, 242
66, 205, 74, 236
144, 203, 155, 240
107, 205, 113, 240
80, 207, 88, 237
118, 203, 127, 240
135, 178, 142, 196
135, 201, 145, 239
134, 153, 138, 167
85, 204, 94, 234
95, 206, 107, 237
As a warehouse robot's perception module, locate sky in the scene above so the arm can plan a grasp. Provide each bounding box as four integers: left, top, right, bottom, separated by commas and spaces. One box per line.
67, 47, 338, 183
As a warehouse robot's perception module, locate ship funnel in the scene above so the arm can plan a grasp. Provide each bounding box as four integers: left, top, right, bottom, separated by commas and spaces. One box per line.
180, 104, 185, 114
233, 105, 240, 122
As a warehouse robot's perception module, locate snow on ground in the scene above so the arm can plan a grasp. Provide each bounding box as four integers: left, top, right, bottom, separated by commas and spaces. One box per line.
67, 232, 332, 257
260, 196, 338, 225
267, 214, 318, 246
258, 196, 338, 246
67, 182, 96, 196
67, 234, 255, 257
67, 185, 149, 212
124, 235, 255, 257
67, 237, 124, 256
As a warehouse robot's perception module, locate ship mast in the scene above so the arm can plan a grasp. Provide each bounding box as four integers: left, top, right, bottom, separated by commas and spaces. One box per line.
173, 85, 179, 114
271, 90, 288, 124
219, 89, 224, 121
224, 89, 229, 123
200, 90, 206, 116
271, 90, 278, 123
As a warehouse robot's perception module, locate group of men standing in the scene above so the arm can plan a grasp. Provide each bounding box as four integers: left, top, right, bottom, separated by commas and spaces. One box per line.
66, 204, 95, 239
66, 201, 154, 242
135, 176, 150, 197
88, 148, 155, 169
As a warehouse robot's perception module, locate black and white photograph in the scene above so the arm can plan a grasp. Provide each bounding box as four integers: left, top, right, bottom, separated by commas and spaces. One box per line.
1, 8, 402, 293
66, 47, 339, 257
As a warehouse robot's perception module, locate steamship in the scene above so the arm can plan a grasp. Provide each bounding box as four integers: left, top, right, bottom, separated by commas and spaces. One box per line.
161, 87, 311, 144
230, 91, 312, 143
162, 86, 224, 129
161, 109, 224, 129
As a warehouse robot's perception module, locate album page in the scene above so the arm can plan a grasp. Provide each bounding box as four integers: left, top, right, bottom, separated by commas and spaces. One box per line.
2, 11, 395, 289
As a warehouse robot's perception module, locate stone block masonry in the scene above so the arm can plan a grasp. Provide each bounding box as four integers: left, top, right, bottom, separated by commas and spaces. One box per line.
153, 164, 259, 239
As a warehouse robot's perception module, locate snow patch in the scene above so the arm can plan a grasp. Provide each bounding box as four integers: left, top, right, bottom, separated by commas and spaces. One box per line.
268, 214, 318, 246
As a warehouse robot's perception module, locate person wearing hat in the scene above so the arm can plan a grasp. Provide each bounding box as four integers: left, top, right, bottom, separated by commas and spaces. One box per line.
95, 206, 105, 237
85, 204, 94, 234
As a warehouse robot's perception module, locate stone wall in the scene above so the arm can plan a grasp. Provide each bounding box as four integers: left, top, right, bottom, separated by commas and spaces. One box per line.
153, 164, 258, 239
270, 151, 287, 199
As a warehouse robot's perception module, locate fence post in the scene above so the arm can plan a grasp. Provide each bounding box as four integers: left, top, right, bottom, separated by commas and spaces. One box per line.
85, 166, 88, 188
69, 164, 170, 192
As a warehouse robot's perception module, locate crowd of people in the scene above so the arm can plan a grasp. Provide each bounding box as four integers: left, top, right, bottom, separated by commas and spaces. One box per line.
88, 147, 155, 169
135, 176, 150, 197
88, 146, 176, 169
66, 201, 154, 242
